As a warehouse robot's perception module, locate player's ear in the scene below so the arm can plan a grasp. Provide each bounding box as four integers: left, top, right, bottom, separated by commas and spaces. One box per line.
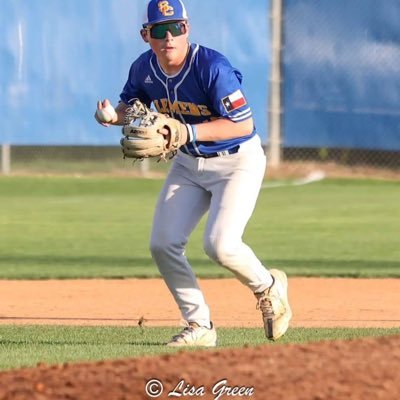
185, 22, 190, 35
184, 22, 190, 42
140, 29, 149, 43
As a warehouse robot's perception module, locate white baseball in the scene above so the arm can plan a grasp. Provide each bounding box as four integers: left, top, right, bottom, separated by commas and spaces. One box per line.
96, 104, 117, 123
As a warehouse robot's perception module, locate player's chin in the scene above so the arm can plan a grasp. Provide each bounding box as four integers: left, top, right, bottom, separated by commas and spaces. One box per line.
161, 52, 178, 63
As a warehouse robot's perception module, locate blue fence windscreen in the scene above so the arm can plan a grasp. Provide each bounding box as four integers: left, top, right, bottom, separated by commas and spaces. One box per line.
0, 0, 270, 145
283, 0, 400, 151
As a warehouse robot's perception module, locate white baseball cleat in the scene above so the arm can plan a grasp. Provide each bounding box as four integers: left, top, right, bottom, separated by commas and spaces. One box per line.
255, 268, 292, 340
167, 321, 217, 347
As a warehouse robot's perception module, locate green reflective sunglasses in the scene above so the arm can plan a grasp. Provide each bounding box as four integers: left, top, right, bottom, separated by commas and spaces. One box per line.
147, 22, 187, 39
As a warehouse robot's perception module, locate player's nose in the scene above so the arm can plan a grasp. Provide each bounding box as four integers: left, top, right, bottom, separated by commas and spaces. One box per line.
164, 31, 174, 41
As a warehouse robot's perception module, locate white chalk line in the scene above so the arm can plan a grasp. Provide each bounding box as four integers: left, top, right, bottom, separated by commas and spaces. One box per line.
261, 170, 326, 189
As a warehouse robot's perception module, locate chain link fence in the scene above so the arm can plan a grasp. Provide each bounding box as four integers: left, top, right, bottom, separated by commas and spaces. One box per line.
281, 148, 400, 169
0, 145, 170, 177
1, 144, 398, 180
272, 0, 400, 175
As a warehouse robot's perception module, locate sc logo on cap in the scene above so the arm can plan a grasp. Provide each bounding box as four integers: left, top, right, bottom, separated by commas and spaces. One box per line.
158, 1, 174, 17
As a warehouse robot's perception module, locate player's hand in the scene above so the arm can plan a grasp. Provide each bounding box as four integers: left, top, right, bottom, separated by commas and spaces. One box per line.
94, 99, 117, 127
158, 122, 189, 146
157, 127, 169, 136
157, 127, 170, 147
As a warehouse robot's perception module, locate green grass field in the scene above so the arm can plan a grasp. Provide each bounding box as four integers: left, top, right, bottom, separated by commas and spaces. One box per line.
0, 176, 399, 278
0, 325, 399, 371
0, 175, 399, 370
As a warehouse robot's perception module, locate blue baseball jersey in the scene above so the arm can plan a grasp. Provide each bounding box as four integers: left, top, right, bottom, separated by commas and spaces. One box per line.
120, 43, 256, 156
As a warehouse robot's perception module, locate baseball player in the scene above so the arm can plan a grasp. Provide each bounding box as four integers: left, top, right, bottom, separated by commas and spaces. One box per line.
95, 0, 292, 346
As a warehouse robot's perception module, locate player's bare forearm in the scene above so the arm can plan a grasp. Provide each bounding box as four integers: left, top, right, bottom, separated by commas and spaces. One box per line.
194, 117, 254, 141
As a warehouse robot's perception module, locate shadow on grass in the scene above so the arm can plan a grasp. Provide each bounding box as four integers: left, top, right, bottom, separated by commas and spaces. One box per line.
0, 255, 155, 268
271, 259, 400, 277
1, 255, 400, 268
0, 255, 399, 278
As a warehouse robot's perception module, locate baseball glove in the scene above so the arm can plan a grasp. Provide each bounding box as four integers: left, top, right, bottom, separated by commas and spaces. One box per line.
121, 99, 189, 161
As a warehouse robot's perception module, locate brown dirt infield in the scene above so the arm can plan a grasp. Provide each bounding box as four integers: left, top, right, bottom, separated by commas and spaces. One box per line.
0, 278, 399, 399
1, 278, 399, 328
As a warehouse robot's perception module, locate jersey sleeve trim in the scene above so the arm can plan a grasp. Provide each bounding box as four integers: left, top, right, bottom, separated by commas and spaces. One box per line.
230, 108, 252, 122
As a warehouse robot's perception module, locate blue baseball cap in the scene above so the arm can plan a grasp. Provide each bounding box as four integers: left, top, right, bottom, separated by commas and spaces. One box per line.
143, 0, 188, 27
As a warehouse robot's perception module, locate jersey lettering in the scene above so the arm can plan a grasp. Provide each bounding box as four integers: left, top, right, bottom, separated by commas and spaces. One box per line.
155, 98, 170, 113
168, 100, 181, 115
179, 101, 196, 115
153, 99, 212, 117
197, 105, 212, 116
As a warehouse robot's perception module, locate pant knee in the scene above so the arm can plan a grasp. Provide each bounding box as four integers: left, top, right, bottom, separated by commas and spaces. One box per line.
204, 238, 236, 266
150, 239, 168, 259
150, 233, 183, 261
149, 241, 164, 259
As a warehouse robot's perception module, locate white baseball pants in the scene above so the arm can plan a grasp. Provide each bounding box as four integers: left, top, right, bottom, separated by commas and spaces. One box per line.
150, 135, 273, 327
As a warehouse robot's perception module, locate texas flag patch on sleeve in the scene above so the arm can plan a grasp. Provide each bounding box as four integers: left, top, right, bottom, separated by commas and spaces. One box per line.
221, 90, 247, 113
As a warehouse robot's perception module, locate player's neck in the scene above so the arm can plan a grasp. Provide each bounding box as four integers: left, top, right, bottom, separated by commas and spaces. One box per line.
158, 43, 190, 76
